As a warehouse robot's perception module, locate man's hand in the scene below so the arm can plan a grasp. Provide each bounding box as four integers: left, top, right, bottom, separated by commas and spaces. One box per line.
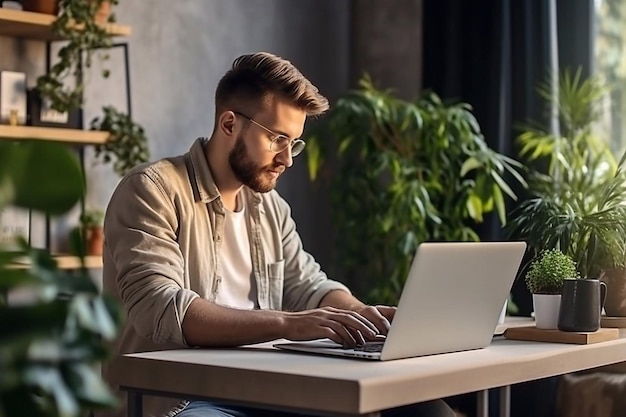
318, 290, 397, 337
282, 307, 380, 347
355, 305, 396, 336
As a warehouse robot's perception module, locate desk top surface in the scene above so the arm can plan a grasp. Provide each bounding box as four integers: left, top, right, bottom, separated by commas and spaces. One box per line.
120, 330, 626, 415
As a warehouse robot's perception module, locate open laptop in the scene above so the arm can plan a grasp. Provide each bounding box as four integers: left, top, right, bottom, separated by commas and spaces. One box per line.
275, 241, 526, 361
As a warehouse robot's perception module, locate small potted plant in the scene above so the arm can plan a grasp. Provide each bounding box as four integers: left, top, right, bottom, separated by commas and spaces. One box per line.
80, 209, 104, 256
525, 249, 579, 329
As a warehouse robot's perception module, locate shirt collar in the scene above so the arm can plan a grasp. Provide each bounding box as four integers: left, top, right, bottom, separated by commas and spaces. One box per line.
189, 137, 220, 203
188, 137, 262, 206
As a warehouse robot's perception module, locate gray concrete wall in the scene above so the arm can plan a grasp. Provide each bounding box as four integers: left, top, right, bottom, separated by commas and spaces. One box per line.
350, 0, 423, 100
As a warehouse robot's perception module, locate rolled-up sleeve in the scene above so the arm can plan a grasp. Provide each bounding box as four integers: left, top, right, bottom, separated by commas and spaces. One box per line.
104, 171, 198, 346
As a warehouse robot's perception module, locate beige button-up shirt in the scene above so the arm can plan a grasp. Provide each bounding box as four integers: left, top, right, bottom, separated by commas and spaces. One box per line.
98, 138, 350, 417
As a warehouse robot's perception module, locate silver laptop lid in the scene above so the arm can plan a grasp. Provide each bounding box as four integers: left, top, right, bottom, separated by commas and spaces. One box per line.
379, 241, 526, 360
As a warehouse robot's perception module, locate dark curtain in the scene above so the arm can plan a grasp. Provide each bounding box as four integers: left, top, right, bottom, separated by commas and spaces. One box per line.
423, 0, 557, 321
422, 0, 593, 315
422, 1, 592, 417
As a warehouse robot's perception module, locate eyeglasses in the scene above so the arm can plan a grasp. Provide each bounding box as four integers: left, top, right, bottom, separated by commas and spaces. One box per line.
233, 111, 306, 157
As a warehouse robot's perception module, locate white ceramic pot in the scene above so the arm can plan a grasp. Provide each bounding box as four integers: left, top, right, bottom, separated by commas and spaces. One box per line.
533, 294, 561, 329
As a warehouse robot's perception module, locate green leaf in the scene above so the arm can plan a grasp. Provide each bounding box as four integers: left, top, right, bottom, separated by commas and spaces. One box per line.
24, 367, 78, 417
466, 194, 483, 222
492, 185, 506, 225
9, 142, 84, 215
491, 171, 517, 200
67, 363, 118, 408
337, 136, 353, 155
306, 137, 322, 181
460, 157, 482, 176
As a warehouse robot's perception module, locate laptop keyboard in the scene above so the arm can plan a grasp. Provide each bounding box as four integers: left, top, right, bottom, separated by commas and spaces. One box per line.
346, 342, 384, 352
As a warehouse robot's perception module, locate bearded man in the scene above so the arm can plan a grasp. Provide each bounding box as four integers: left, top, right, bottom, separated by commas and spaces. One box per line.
99, 52, 455, 417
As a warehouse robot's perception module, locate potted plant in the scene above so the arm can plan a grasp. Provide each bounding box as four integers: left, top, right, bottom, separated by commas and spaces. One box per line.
507, 69, 626, 316
307, 75, 526, 304
19, 0, 59, 14
35, 0, 150, 176
0, 140, 121, 416
525, 249, 579, 329
79, 208, 104, 255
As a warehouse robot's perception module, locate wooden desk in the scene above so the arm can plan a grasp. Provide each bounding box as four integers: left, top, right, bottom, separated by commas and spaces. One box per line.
119, 332, 626, 417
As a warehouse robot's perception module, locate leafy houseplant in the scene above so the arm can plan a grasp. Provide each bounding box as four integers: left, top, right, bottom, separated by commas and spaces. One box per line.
0, 141, 121, 417
507, 69, 626, 279
36, 0, 150, 177
525, 249, 579, 295
307, 76, 526, 304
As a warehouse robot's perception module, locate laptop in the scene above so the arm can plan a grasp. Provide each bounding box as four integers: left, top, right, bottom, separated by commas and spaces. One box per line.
274, 241, 526, 361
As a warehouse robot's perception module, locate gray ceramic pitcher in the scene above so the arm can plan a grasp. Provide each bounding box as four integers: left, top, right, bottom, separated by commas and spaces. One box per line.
558, 278, 607, 332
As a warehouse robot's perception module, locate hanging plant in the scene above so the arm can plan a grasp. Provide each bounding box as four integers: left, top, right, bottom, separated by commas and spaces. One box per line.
90, 106, 149, 176
35, 0, 150, 176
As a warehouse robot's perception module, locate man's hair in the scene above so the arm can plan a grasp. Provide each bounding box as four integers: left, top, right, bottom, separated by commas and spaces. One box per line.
215, 52, 329, 117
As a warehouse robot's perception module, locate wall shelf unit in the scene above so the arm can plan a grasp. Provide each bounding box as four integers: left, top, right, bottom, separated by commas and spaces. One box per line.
0, 125, 109, 145
0, 8, 131, 40
9, 255, 103, 270
0, 6, 132, 270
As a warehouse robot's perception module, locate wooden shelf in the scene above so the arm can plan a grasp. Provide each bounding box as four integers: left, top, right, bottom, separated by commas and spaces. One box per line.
0, 8, 131, 40
0, 125, 108, 145
54, 255, 103, 269
9, 255, 103, 270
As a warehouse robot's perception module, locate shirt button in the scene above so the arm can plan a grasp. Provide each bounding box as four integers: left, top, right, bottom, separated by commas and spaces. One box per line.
216, 234, 222, 242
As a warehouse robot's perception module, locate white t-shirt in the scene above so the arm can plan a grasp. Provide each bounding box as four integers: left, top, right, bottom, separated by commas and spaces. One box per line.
215, 198, 257, 309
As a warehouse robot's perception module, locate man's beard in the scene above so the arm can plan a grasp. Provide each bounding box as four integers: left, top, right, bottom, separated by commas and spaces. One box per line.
229, 134, 283, 193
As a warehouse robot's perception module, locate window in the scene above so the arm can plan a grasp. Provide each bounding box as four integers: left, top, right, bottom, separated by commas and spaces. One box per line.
594, 0, 626, 155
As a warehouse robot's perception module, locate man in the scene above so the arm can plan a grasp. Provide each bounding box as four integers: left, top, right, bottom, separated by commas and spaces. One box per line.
100, 52, 455, 417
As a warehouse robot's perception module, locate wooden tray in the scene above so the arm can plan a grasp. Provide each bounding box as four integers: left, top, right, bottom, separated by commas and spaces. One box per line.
600, 316, 626, 328
504, 325, 619, 344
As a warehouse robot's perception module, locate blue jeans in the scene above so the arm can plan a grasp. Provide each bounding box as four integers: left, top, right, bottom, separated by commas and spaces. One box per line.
174, 399, 456, 417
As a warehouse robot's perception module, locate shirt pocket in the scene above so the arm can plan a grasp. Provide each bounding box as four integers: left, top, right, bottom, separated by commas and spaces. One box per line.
266, 260, 285, 310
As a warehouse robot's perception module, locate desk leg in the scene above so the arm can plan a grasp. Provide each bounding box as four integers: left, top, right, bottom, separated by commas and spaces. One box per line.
127, 391, 143, 417
499, 385, 510, 417
477, 389, 489, 417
